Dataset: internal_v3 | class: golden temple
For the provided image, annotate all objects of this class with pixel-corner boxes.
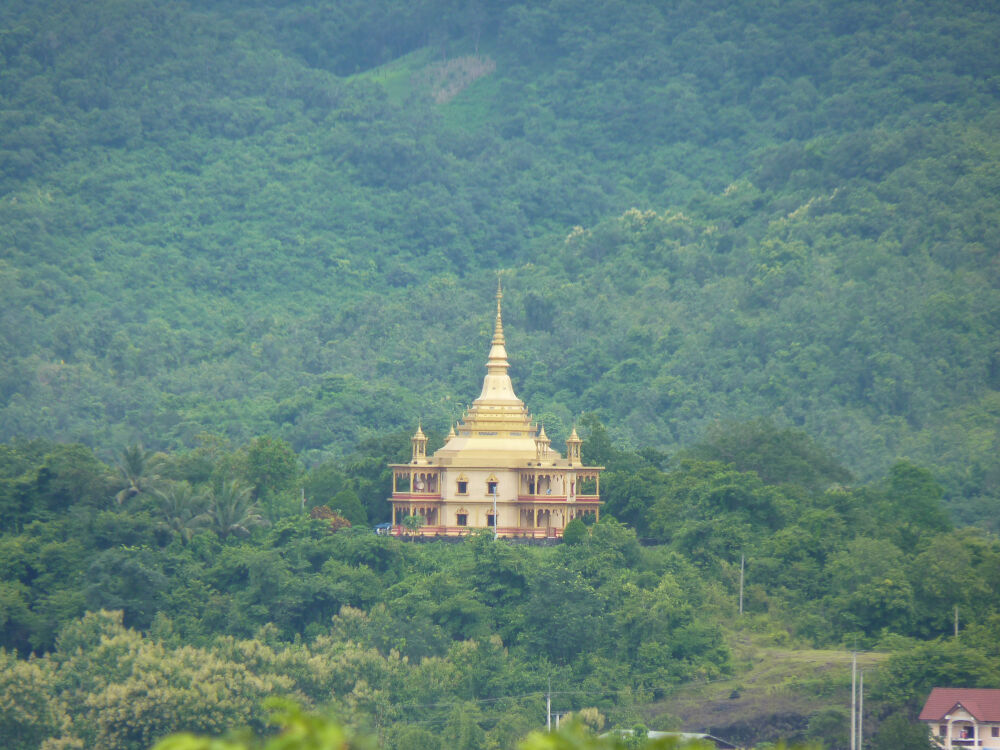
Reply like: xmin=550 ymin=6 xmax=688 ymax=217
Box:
xmin=388 ymin=282 xmax=602 ymax=538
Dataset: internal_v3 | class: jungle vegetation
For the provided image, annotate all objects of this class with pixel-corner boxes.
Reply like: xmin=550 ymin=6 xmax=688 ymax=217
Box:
xmin=2 ymin=0 xmax=1000 ymax=748
xmin=0 ymin=0 xmax=998 ymax=521
xmin=1 ymin=428 xmax=998 ymax=748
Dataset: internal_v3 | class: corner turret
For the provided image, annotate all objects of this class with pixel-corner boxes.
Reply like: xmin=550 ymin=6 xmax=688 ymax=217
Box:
xmin=411 ymin=423 xmax=427 ymax=462
xmin=566 ymin=427 xmax=582 ymax=465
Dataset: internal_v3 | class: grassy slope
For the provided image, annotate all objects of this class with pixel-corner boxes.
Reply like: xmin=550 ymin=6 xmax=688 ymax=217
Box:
xmin=653 ymin=631 xmax=887 ymax=743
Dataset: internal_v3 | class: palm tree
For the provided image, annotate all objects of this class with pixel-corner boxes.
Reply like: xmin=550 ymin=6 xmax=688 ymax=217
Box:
xmin=195 ymin=480 xmax=268 ymax=539
xmin=151 ymin=481 xmax=206 ymax=544
xmin=114 ymin=444 xmax=161 ymax=506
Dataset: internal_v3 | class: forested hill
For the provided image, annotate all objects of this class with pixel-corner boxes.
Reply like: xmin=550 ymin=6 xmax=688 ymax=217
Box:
xmin=1 ymin=0 xmax=999 ymax=517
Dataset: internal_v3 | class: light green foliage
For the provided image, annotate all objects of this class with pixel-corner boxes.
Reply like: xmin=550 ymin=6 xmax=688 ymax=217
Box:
xmin=400 ymin=514 xmax=423 ymax=534
xmin=152 ymin=701 xmax=368 ymax=750
xmin=0 ymin=650 xmax=69 ymax=750
xmin=152 ymin=707 xmax=753 ymax=750
xmin=521 ymin=722 xmax=714 ymax=749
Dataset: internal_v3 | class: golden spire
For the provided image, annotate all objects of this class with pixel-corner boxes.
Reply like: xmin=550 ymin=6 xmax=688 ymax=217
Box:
xmin=485 ymin=278 xmax=510 ymax=375
xmin=446 ymin=423 xmax=456 ymax=440
xmin=472 ymin=277 xmax=521 ymax=406
xmin=492 ymin=277 xmax=505 ymax=345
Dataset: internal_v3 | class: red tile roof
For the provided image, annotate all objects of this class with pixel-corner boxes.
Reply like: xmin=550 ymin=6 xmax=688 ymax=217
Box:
xmin=920 ymin=689 xmax=1000 ymax=722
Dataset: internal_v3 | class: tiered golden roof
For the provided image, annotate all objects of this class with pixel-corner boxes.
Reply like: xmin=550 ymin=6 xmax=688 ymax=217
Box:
xmin=431 ymin=281 xmax=544 ymax=465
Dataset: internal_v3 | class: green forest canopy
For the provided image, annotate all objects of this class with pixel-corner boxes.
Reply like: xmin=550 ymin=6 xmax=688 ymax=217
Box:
xmin=0 ymin=0 xmax=997 ymax=526
xmin=5 ymin=4 xmax=1000 ymax=748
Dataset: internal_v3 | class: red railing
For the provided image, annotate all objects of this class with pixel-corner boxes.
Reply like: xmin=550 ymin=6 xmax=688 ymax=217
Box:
xmin=391 ymin=525 xmax=563 ymax=538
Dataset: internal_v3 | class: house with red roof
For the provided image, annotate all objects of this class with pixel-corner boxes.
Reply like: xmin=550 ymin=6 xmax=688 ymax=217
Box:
xmin=920 ymin=688 xmax=1000 ymax=748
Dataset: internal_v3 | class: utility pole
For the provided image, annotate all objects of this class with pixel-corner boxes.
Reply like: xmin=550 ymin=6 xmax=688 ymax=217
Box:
xmin=547 ymin=677 xmax=552 ymax=731
xmin=739 ymin=554 xmax=745 ymax=615
xmin=858 ymin=669 xmax=864 ymax=750
xmin=851 ymin=652 xmax=857 ymax=750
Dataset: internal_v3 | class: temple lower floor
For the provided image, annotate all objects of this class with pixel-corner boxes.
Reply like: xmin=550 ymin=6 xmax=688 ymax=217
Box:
xmin=389 ymin=499 xmax=599 ymax=538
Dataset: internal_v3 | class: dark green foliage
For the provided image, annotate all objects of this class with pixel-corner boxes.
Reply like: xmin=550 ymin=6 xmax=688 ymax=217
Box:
xmin=805 ymin=709 xmax=850 ymax=750
xmin=242 ymin=436 xmax=300 ymax=504
xmin=870 ymin=713 xmax=934 ymax=750
xmin=562 ymin=518 xmax=587 ymax=545
xmin=683 ymin=420 xmax=852 ymax=492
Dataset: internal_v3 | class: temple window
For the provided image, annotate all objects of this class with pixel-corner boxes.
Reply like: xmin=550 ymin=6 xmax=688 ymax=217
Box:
xmin=456 ymin=513 xmax=468 ymax=526
xmin=487 ymin=481 xmax=498 ymax=494
xmin=457 ymin=480 xmax=468 ymax=494
xmin=487 ymin=513 xmax=496 ymax=527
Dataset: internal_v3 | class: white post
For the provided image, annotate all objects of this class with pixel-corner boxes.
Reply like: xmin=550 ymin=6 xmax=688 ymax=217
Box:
xmin=851 ymin=653 xmax=857 ymax=750
xmin=739 ymin=554 xmax=745 ymax=615
xmin=858 ymin=669 xmax=864 ymax=750
xmin=493 ymin=486 xmax=498 ymax=540
xmin=547 ymin=677 xmax=551 ymax=731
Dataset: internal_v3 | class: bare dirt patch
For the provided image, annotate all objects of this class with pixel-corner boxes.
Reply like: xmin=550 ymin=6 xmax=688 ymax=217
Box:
xmin=412 ymin=55 xmax=496 ymax=103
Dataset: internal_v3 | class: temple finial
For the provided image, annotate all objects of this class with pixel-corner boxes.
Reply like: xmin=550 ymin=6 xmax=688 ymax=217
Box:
xmin=493 ymin=276 xmax=505 ymax=341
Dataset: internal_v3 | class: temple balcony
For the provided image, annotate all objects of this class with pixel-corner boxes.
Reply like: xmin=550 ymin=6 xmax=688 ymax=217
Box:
xmin=517 ymin=494 xmax=567 ymax=502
